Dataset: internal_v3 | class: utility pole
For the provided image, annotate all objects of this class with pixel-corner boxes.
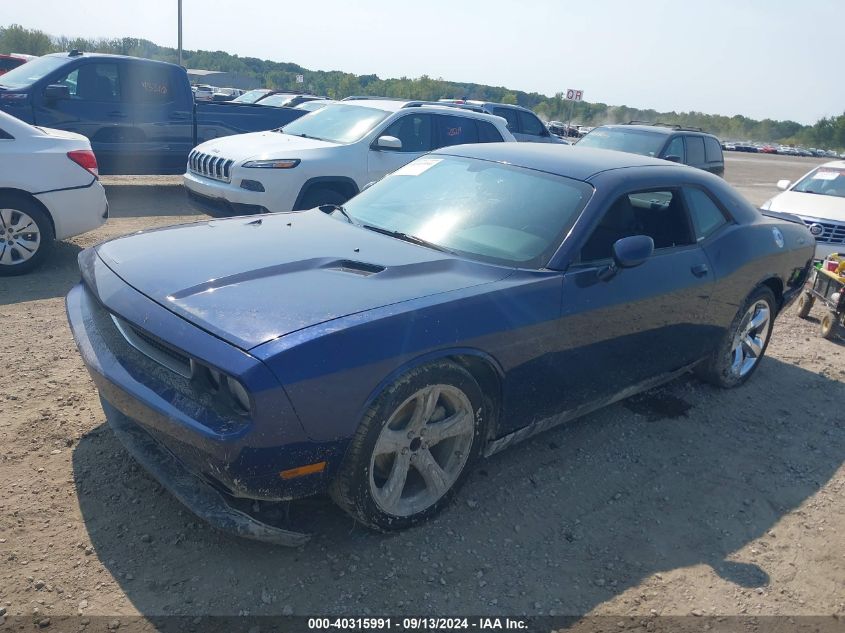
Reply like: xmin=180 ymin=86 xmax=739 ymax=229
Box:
xmin=177 ymin=0 xmax=183 ymax=67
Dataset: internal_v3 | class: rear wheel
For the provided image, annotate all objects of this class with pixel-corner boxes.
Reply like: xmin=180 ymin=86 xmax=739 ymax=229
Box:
xmin=0 ymin=198 xmax=54 ymax=276
xmin=330 ymin=361 xmax=487 ymax=531
xmin=820 ymin=312 xmax=838 ymax=339
xmin=295 ymin=187 xmax=348 ymax=211
xmin=796 ymin=292 xmax=814 ymax=319
xmin=696 ymin=286 xmax=776 ymax=388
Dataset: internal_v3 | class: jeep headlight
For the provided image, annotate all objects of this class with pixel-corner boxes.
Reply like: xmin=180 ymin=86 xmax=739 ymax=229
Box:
xmin=242 ymin=159 xmax=301 ymax=169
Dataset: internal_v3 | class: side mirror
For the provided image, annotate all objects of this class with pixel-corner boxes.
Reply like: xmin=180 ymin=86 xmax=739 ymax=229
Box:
xmin=597 ymin=235 xmax=655 ymax=282
xmin=776 ymin=179 xmax=791 ymax=191
xmin=375 ymin=135 xmax=402 ymax=150
xmin=44 ymin=84 xmax=70 ymax=101
xmin=614 ymin=235 xmax=654 ymax=268
xmin=663 ymin=154 xmax=682 ymax=163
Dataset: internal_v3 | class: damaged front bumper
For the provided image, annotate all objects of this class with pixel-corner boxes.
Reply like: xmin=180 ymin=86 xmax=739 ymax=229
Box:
xmin=104 ymin=399 xmax=310 ymax=546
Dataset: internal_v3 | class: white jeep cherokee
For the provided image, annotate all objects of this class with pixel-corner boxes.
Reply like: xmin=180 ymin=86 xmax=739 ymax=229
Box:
xmin=183 ymin=100 xmax=515 ymax=214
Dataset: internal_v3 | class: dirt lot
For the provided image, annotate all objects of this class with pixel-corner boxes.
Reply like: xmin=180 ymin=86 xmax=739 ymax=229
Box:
xmin=0 ymin=153 xmax=843 ymax=626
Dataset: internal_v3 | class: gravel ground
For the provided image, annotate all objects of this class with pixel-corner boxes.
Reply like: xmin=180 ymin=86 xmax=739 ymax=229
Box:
xmin=0 ymin=153 xmax=842 ymax=625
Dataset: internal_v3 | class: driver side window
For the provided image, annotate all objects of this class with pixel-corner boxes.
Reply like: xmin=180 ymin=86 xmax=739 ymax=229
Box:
xmin=379 ymin=114 xmax=433 ymax=153
xmin=55 ymin=63 xmax=121 ymax=102
xmin=579 ymin=189 xmax=694 ymax=263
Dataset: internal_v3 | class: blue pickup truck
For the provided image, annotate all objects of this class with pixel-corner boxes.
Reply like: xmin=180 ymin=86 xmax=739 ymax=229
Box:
xmin=0 ymin=51 xmax=306 ymax=174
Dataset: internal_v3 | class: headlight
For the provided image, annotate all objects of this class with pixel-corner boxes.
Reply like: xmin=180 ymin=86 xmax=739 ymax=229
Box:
xmin=195 ymin=363 xmax=251 ymax=414
xmin=242 ymin=159 xmax=301 ymax=169
xmin=760 ymin=199 xmax=772 ymax=210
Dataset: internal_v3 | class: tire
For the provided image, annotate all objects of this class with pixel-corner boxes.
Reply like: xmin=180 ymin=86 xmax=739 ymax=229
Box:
xmin=330 ymin=361 xmax=488 ymax=531
xmin=820 ymin=312 xmax=838 ymax=340
xmin=294 ymin=187 xmax=349 ymax=211
xmin=695 ymin=286 xmax=777 ymax=388
xmin=796 ymin=292 xmax=814 ymax=319
xmin=0 ymin=197 xmax=54 ymax=276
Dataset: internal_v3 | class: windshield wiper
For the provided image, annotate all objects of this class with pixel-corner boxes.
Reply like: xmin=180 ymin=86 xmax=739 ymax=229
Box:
xmin=360 ymin=224 xmax=454 ymax=253
xmin=319 ymin=204 xmax=354 ymax=224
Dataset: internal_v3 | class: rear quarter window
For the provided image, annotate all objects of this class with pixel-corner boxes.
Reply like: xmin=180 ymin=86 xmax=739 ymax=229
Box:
xmin=477 ymin=120 xmax=504 ymax=143
xmin=126 ymin=64 xmax=176 ymax=103
xmin=704 ymin=136 xmax=723 ymax=163
xmin=436 ymin=115 xmax=479 ymax=147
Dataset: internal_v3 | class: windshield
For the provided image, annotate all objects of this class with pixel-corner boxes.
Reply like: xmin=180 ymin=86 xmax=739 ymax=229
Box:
xmin=792 ymin=166 xmax=845 ymax=199
xmin=341 ymin=155 xmax=593 ymax=268
xmin=0 ymin=55 xmax=67 ymax=89
xmin=231 ymin=89 xmax=270 ymax=103
xmin=577 ymin=127 xmax=666 ymax=157
xmin=259 ymin=93 xmax=298 ymax=107
xmin=295 ymin=100 xmax=331 ymax=112
xmin=281 ymin=104 xmax=389 ymax=144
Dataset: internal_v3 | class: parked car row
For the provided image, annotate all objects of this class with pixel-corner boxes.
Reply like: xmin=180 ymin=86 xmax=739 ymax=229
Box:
xmin=723 ymin=140 xmax=844 ymax=158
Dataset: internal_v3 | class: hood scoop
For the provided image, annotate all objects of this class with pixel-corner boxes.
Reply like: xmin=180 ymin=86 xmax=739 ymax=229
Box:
xmin=327 ymin=260 xmax=385 ymax=277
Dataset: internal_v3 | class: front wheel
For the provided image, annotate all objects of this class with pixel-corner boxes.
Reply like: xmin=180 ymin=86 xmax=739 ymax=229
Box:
xmin=330 ymin=361 xmax=487 ymax=531
xmin=294 ymin=187 xmax=348 ymax=211
xmin=696 ymin=286 xmax=776 ymax=388
xmin=0 ymin=199 xmax=54 ymax=276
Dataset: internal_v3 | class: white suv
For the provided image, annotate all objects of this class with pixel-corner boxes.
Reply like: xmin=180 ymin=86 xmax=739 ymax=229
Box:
xmin=183 ymin=100 xmax=515 ymax=215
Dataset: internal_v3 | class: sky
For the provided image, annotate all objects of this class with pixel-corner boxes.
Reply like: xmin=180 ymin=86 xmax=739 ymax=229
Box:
xmin=3 ymin=0 xmax=842 ymax=125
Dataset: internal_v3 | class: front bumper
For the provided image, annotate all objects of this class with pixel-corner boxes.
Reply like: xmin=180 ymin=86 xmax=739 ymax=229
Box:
xmin=183 ymin=170 xmax=296 ymax=214
xmin=65 ymin=253 xmax=347 ymax=516
xmin=103 ymin=398 xmax=309 ymax=546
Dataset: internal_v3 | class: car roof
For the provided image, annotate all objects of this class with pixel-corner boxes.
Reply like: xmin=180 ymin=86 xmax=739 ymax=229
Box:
xmin=598 ymin=124 xmax=717 ymax=138
xmin=433 ymin=143 xmax=675 ymax=180
xmin=44 ymin=51 xmax=184 ymax=70
xmin=337 ymin=99 xmax=508 ymax=123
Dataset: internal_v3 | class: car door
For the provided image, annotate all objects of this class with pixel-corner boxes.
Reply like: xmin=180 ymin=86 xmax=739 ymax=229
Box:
xmin=122 ymin=62 xmax=193 ymax=174
xmin=367 ymin=112 xmax=434 ymax=182
xmin=32 ymin=60 xmax=132 ymax=174
xmin=546 ymin=185 xmax=717 ymax=415
xmin=661 ymin=135 xmax=686 ymax=163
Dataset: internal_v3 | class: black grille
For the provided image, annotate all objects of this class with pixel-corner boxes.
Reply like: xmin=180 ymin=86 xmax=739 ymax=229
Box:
xmin=188 ymin=150 xmax=234 ymax=182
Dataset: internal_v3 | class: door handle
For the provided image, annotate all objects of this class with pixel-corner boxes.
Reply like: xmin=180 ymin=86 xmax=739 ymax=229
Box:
xmin=108 ymin=111 xmax=128 ymax=119
xmin=691 ymin=263 xmax=709 ymax=278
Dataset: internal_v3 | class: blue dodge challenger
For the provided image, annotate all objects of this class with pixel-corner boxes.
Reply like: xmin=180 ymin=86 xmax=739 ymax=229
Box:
xmin=66 ymin=144 xmax=814 ymax=544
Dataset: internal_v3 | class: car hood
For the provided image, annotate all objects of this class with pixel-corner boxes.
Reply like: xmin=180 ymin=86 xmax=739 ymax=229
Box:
xmin=95 ymin=210 xmax=511 ymax=350
xmin=195 ymin=130 xmax=337 ymax=161
xmin=770 ymin=190 xmax=845 ymax=222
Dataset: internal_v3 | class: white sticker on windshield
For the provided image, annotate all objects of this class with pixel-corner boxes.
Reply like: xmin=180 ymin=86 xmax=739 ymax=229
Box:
xmin=811 ymin=170 xmax=840 ymax=180
xmin=392 ymin=158 xmax=442 ymax=177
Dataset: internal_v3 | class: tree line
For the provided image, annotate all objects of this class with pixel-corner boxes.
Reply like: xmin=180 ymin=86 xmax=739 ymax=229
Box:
xmin=2 ymin=23 xmax=844 ymax=150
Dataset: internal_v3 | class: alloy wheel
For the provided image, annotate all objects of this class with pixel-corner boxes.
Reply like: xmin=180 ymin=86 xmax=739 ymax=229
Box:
xmin=0 ymin=208 xmax=41 ymax=267
xmin=369 ymin=384 xmax=475 ymax=517
xmin=729 ymin=299 xmax=771 ymax=377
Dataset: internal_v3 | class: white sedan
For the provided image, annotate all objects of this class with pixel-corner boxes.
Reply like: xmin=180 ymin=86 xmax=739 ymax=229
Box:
xmin=761 ymin=160 xmax=845 ymax=260
xmin=0 ymin=110 xmax=108 ymax=275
